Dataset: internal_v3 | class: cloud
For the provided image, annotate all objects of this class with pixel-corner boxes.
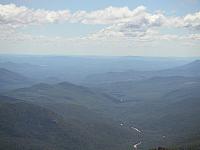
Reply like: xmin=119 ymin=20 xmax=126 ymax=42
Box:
xmin=88 ymin=11 xmax=166 ymax=40
xmin=0 ymin=3 xmax=200 ymax=43
xmin=1 ymin=3 xmax=199 ymax=28
xmin=183 ymin=11 xmax=200 ymax=29
xmin=71 ymin=6 xmax=147 ymax=24
xmin=0 ymin=4 xmax=157 ymax=27
xmin=0 ymin=4 xmax=71 ymax=28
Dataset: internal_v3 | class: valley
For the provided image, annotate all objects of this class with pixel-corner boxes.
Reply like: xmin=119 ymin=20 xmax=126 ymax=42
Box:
xmin=0 ymin=55 xmax=200 ymax=150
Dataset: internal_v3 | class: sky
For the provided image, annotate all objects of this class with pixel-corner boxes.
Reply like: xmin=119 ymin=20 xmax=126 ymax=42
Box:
xmin=0 ymin=0 xmax=200 ymax=56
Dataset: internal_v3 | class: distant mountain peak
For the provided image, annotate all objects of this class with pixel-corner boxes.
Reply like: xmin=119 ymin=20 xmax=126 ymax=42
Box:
xmin=57 ymin=81 xmax=75 ymax=87
xmin=178 ymin=59 xmax=200 ymax=70
xmin=57 ymin=81 xmax=88 ymax=90
xmin=0 ymin=67 xmax=14 ymax=72
xmin=0 ymin=67 xmax=34 ymax=92
xmin=31 ymin=83 xmax=51 ymax=88
xmin=190 ymin=59 xmax=200 ymax=65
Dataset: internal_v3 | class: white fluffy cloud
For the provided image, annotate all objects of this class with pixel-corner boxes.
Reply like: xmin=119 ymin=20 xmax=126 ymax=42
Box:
xmin=0 ymin=3 xmax=200 ymax=28
xmin=0 ymin=4 xmax=71 ymax=28
xmin=0 ymin=4 xmax=164 ymax=27
xmin=183 ymin=12 xmax=200 ymax=29
xmin=71 ymin=6 xmax=148 ymax=24
xmin=0 ymin=3 xmax=200 ymax=42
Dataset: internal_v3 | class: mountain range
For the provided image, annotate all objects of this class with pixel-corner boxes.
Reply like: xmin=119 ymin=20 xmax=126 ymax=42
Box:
xmin=84 ymin=60 xmax=200 ymax=84
xmin=0 ymin=57 xmax=200 ymax=149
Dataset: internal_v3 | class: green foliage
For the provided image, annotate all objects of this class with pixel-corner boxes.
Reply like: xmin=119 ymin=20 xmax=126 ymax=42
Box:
xmin=150 ymin=143 xmax=200 ymax=150
xmin=0 ymin=96 xmax=136 ymax=150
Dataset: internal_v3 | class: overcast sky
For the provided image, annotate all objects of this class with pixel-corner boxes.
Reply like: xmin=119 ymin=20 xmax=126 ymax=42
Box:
xmin=0 ymin=0 xmax=200 ymax=56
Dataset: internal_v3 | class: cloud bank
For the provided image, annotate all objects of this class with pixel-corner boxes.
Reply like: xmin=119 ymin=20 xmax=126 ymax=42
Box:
xmin=1 ymin=4 xmax=200 ymax=27
xmin=0 ymin=3 xmax=200 ymax=41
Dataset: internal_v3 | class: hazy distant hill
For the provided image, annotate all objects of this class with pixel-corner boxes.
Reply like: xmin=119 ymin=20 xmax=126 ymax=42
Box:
xmin=0 ymin=62 xmax=62 ymax=84
xmin=2 ymin=57 xmax=200 ymax=149
xmin=84 ymin=60 xmax=200 ymax=84
xmin=93 ymin=76 xmax=200 ymax=101
xmin=147 ymin=85 xmax=200 ymax=144
xmin=0 ymin=68 xmax=33 ymax=92
xmin=171 ymin=60 xmax=200 ymax=75
xmin=0 ymin=55 xmax=191 ymax=84
xmin=84 ymin=73 xmax=200 ymax=148
xmin=0 ymin=96 xmax=137 ymax=150
xmin=5 ymin=78 xmax=200 ymax=149
xmin=5 ymin=82 xmax=118 ymax=110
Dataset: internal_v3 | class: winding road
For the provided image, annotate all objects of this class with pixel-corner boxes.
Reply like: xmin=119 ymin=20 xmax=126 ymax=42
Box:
xmin=133 ymin=141 xmax=142 ymax=149
xmin=131 ymin=127 xmax=142 ymax=150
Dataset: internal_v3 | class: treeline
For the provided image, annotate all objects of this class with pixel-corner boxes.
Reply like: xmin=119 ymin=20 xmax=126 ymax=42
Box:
xmin=150 ymin=144 xmax=200 ymax=150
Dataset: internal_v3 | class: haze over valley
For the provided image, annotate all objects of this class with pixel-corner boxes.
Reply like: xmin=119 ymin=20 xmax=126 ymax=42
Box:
xmin=0 ymin=55 xmax=199 ymax=149
xmin=0 ymin=0 xmax=200 ymax=149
